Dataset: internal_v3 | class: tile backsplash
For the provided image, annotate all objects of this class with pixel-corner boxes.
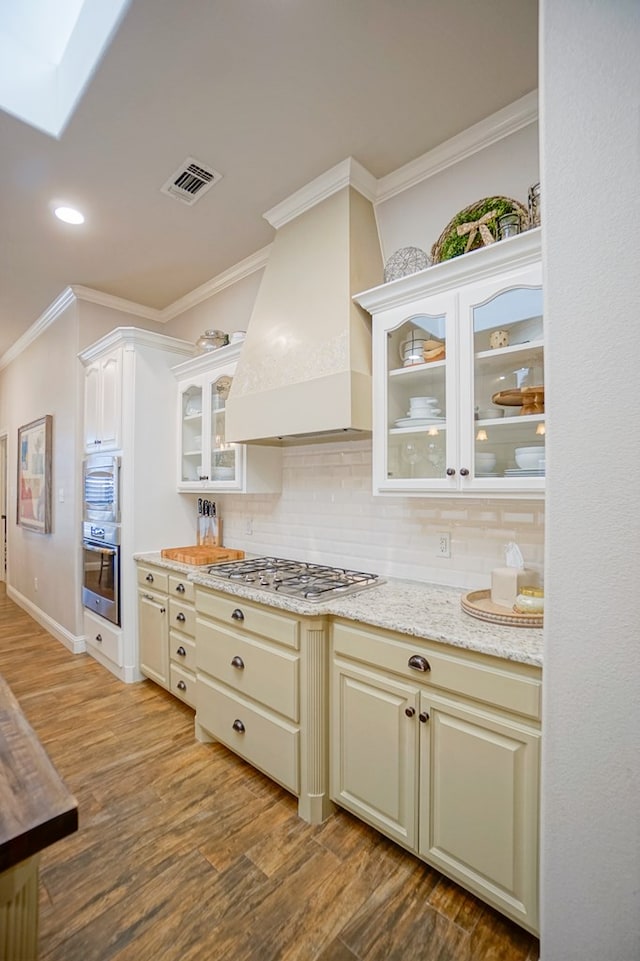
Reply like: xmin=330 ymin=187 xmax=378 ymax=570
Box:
xmin=213 ymin=439 xmax=544 ymax=590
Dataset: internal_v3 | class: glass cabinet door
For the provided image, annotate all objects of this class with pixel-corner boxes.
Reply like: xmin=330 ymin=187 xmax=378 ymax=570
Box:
xmin=208 ymin=374 xmax=239 ymax=485
xmin=180 ymin=383 xmax=204 ymax=483
xmin=464 ymin=276 xmax=544 ymax=485
xmin=381 ymin=300 xmax=456 ymax=489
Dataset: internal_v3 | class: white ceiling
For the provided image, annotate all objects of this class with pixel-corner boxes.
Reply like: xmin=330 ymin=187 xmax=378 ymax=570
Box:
xmin=0 ymin=0 xmax=538 ymax=360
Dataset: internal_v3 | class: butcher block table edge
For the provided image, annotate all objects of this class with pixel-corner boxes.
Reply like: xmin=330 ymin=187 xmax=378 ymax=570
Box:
xmin=0 ymin=673 xmax=78 ymax=873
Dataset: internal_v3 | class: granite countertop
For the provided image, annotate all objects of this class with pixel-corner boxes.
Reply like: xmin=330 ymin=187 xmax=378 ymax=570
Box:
xmin=135 ymin=552 xmax=543 ymax=667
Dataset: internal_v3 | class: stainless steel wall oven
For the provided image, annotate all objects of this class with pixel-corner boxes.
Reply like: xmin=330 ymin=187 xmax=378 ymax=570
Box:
xmin=82 ymin=522 xmax=120 ymax=625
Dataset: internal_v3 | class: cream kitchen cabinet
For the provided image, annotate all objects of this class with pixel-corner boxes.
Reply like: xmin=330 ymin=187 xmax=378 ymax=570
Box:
xmin=354 ymin=229 xmax=544 ymax=497
xmin=83 ymin=348 xmax=122 ymax=452
xmin=137 ymin=568 xmax=169 ymax=689
xmin=330 ymin=619 xmax=541 ymax=934
xmin=136 ymin=563 xmax=197 ymax=708
xmin=194 ymin=586 xmax=332 ymax=825
xmin=172 ymin=343 xmax=282 ymax=493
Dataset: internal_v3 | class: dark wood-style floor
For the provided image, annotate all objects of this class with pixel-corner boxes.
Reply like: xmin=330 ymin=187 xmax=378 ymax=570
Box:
xmin=0 ymin=586 xmax=540 ymax=961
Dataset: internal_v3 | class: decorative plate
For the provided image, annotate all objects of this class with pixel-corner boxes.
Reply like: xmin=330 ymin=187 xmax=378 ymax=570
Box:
xmin=431 ymin=196 xmax=529 ymax=264
xmin=384 ymin=247 xmax=431 ymax=283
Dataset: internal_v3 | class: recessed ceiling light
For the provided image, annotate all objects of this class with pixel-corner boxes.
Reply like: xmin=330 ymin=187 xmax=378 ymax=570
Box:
xmin=54 ymin=205 xmax=85 ymax=225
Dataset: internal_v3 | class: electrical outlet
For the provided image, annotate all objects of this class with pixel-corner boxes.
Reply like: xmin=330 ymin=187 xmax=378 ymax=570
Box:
xmin=245 ymin=517 xmax=253 ymax=535
xmin=34 ymin=577 xmax=38 ymax=591
xmin=437 ymin=532 xmax=451 ymax=558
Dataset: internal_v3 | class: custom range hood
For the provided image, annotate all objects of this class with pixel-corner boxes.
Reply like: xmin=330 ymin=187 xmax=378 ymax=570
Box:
xmin=225 ymin=159 xmax=383 ymax=444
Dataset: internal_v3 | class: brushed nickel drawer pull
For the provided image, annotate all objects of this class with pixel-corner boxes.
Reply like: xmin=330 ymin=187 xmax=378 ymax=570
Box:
xmin=176 ymin=646 xmax=186 ymax=657
xmin=231 ymin=655 xmax=245 ymax=670
xmin=145 ymin=573 xmax=154 ymax=583
xmin=176 ymin=612 xmax=186 ymax=623
xmin=232 ymin=719 xmax=245 ymax=733
xmin=175 ymin=583 xmax=185 ymax=593
xmin=231 ymin=608 xmax=244 ymax=621
xmin=177 ymin=680 xmax=187 ymax=691
xmin=408 ymin=654 xmax=431 ymax=672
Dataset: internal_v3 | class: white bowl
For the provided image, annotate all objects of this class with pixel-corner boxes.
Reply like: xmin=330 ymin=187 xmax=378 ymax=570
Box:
xmin=212 ymin=466 xmax=235 ymax=480
xmin=515 ymin=446 xmax=544 ymax=470
xmin=475 ymin=452 xmax=497 ymax=471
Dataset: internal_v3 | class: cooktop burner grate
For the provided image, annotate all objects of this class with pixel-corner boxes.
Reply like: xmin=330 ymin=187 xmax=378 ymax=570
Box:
xmin=205 ymin=556 xmax=383 ymax=601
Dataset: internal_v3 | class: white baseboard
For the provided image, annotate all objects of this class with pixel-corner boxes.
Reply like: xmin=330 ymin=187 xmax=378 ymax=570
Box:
xmin=6 ymin=586 xmax=86 ymax=655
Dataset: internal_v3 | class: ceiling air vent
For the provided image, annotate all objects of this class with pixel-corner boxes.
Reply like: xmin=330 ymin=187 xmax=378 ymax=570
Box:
xmin=160 ymin=156 xmax=223 ymax=206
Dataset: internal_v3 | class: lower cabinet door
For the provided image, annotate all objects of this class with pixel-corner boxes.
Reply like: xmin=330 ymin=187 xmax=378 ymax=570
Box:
xmin=418 ymin=691 xmax=540 ymax=933
xmin=138 ymin=592 xmax=169 ymax=688
xmin=197 ymin=673 xmax=299 ymax=794
xmin=331 ymin=658 xmax=419 ymax=849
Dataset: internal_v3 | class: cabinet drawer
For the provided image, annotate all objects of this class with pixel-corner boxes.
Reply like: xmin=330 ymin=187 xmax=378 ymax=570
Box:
xmin=169 ymin=575 xmax=195 ymax=602
xmin=168 ymin=599 xmax=196 ymax=637
xmin=137 ymin=565 xmax=169 ymax=593
xmin=84 ymin=612 xmax=123 ymax=667
xmin=196 ymin=588 xmax=299 ymax=649
xmin=196 ymin=674 xmax=299 ymax=793
xmin=170 ymin=663 xmax=197 ymax=708
xmin=332 ymin=622 xmax=541 ymax=721
xmin=170 ymin=633 xmax=196 ymax=672
xmin=197 ymin=618 xmax=299 ymax=721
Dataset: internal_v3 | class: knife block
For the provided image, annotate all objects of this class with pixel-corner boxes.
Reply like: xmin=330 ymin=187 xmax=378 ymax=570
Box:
xmin=197 ymin=515 xmax=222 ymax=547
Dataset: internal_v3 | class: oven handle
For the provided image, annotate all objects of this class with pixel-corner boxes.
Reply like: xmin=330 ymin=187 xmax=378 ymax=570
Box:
xmin=84 ymin=543 xmax=117 ymax=556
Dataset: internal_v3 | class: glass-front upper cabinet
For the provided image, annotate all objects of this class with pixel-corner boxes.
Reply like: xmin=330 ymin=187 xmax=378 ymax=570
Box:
xmin=376 ymin=292 xmax=457 ymax=492
xmin=356 ymin=229 xmax=543 ymax=497
xmin=173 ymin=343 xmax=282 ymax=494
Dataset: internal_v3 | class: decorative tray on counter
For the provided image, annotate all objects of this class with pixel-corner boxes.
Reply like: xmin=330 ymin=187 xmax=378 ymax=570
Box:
xmin=461 ymin=589 xmax=543 ymax=628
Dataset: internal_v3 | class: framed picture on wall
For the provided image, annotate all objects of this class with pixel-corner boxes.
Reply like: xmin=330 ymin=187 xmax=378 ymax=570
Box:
xmin=17 ymin=415 xmax=52 ymax=533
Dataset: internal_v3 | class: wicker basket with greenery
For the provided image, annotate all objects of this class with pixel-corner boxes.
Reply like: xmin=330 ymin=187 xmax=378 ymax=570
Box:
xmin=430 ymin=196 xmax=529 ymax=264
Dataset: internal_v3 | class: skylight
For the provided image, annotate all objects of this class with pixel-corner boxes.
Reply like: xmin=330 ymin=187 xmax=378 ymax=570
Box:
xmin=0 ymin=0 xmax=131 ymax=139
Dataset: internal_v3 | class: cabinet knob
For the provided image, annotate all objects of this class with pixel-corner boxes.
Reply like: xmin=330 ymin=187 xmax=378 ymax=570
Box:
xmin=177 ymin=680 xmax=187 ymax=691
xmin=175 ymin=583 xmax=186 ymax=593
xmin=176 ymin=612 xmax=186 ymax=623
xmin=95 ymin=633 xmax=102 ymax=643
xmin=231 ymin=655 xmax=245 ymax=670
xmin=160 ymin=607 xmax=166 ymax=614
xmin=198 ymin=474 xmax=209 ymax=481
xmin=460 ymin=468 xmax=470 ymax=477
xmin=405 ymin=707 xmax=415 ymax=718
xmin=231 ymin=608 xmax=245 ymax=621
xmin=446 ymin=468 xmax=456 ymax=476
xmin=232 ymin=719 xmax=245 ymax=733
xmin=408 ymin=654 xmax=431 ymax=673
xmin=419 ymin=712 xmax=430 ymax=723
xmin=176 ymin=646 xmax=186 ymax=657
xmin=145 ymin=573 xmax=154 ymax=583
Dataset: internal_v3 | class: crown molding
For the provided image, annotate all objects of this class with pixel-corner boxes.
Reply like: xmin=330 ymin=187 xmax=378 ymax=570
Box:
xmin=71 ymin=285 xmax=162 ymax=320
xmin=78 ymin=326 xmax=195 ymax=363
xmin=159 ymin=244 xmax=272 ymax=322
xmin=264 ymin=157 xmax=378 ymax=229
xmin=375 ymin=90 xmax=539 ymax=205
xmin=0 ymin=286 xmax=77 ymax=371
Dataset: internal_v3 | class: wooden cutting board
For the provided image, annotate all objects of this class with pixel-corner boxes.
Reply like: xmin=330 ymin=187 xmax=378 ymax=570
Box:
xmin=160 ymin=546 xmax=245 ymax=566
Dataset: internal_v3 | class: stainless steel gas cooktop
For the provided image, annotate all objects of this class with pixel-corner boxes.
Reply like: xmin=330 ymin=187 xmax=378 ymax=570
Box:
xmin=205 ymin=556 xmax=383 ymax=602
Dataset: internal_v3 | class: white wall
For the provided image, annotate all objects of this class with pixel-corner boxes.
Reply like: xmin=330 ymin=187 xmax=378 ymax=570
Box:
xmin=376 ymin=122 xmax=539 ymax=265
xmin=0 ymin=300 xmax=81 ymax=638
xmin=163 ymin=270 xmax=264 ymax=345
xmin=540 ymin=2 xmax=640 ymax=959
